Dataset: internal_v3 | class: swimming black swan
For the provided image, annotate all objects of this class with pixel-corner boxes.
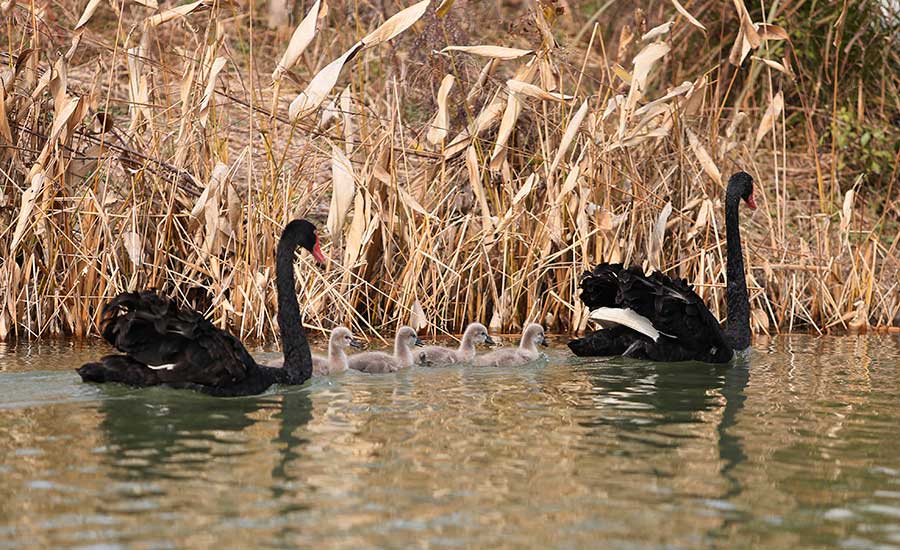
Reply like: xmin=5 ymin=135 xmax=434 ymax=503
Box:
xmin=77 ymin=219 xmax=327 ymax=396
xmin=568 ymin=171 xmax=756 ymax=364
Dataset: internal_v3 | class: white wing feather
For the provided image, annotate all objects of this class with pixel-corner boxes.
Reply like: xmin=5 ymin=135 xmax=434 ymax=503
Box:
xmin=588 ymin=307 xmax=661 ymax=342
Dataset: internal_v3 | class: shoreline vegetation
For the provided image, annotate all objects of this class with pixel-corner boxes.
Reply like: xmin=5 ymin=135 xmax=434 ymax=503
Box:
xmin=0 ymin=0 xmax=898 ymax=342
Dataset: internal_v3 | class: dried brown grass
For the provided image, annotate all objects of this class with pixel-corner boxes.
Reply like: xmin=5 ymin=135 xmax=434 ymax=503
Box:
xmin=0 ymin=0 xmax=897 ymax=343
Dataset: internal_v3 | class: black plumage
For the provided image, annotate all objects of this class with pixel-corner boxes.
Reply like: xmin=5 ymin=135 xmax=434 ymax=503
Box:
xmin=568 ymin=172 xmax=756 ymax=364
xmin=77 ymin=219 xmax=326 ymax=396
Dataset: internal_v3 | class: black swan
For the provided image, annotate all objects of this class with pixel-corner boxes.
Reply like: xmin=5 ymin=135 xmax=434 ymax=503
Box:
xmin=568 ymin=171 xmax=756 ymax=364
xmin=77 ymin=219 xmax=327 ymax=396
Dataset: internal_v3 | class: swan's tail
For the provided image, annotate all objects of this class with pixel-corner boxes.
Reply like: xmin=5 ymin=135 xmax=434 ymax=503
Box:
xmin=579 ymin=263 xmax=625 ymax=309
xmin=77 ymin=355 xmax=165 ymax=386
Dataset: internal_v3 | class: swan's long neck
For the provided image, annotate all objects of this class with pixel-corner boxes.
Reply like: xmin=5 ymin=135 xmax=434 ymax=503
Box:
xmin=329 ymin=339 xmax=349 ymax=371
xmin=519 ymin=332 xmax=537 ymax=354
xmin=395 ymin=338 xmax=414 ymax=368
xmin=276 ymin=239 xmax=312 ymax=384
xmin=724 ymin=188 xmax=751 ymax=351
xmin=457 ymin=329 xmax=476 ymax=359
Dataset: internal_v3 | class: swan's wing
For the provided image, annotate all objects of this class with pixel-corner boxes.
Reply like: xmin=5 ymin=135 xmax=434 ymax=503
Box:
xmin=100 ymin=291 xmax=254 ymax=386
xmin=589 ymin=307 xmax=662 ymax=342
xmin=618 ymin=270 xmax=730 ymax=350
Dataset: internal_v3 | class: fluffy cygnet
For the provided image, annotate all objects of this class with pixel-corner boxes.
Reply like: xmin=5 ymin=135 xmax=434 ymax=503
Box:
xmin=312 ymin=327 xmax=364 ymax=376
xmin=348 ymin=326 xmax=423 ymax=374
xmin=416 ymin=323 xmax=495 ymax=366
xmin=472 ymin=323 xmax=547 ymax=367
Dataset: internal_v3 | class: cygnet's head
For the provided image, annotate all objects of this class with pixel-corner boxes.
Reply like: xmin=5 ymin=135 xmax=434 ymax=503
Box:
xmin=331 ymin=327 xmax=364 ymax=350
xmin=396 ymin=326 xmax=424 ymax=349
xmin=464 ymin=323 xmax=496 ymax=346
xmin=522 ymin=323 xmax=548 ymax=348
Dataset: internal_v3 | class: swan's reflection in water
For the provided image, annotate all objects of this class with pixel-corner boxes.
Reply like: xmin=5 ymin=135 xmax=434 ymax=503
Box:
xmin=0 ymin=335 xmax=899 ymax=549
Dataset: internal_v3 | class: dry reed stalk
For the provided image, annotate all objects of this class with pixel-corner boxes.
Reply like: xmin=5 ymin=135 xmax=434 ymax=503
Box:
xmin=0 ymin=0 xmax=896 ymax=344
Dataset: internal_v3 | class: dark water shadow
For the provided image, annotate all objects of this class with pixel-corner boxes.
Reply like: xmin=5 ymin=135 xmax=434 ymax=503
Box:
xmin=578 ymin=356 xmax=751 ymax=499
xmin=91 ymin=385 xmax=314 ymax=489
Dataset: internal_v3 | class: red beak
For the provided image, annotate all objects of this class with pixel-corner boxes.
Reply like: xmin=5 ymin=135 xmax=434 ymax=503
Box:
xmin=746 ymin=193 xmax=757 ymax=210
xmin=311 ymin=236 xmax=327 ymax=265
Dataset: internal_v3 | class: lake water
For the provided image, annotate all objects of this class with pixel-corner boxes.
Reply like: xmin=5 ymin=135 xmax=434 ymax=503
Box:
xmin=1 ymin=335 xmax=899 ymax=549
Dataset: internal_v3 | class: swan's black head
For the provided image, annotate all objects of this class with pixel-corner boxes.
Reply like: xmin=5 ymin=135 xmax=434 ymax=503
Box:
xmin=728 ymin=171 xmax=756 ymax=210
xmin=282 ymin=219 xmax=327 ymax=265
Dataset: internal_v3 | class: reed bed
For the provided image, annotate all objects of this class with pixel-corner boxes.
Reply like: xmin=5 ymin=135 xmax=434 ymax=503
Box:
xmin=0 ymin=0 xmax=897 ymax=342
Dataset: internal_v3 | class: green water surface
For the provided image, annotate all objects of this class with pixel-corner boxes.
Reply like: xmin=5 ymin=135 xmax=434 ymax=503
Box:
xmin=0 ymin=335 xmax=898 ymax=549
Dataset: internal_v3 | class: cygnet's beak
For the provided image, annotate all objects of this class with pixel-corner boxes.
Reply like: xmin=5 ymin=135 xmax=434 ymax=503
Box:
xmin=414 ymin=336 xmax=425 ymax=347
xmin=349 ymin=338 xmax=365 ymax=350
xmin=539 ymin=335 xmax=549 ymax=347
xmin=484 ymin=335 xmax=496 ymax=346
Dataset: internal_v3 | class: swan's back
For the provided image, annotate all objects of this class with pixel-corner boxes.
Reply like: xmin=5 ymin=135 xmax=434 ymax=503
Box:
xmin=312 ymin=353 xmax=331 ymax=375
xmin=348 ymin=351 xmax=400 ymax=374
xmin=472 ymin=348 xmax=536 ymax=367
xmin=416 ymin=346 xmax=457 ymax=367
xmin=78 ymin=291 xmax=255 ymax=387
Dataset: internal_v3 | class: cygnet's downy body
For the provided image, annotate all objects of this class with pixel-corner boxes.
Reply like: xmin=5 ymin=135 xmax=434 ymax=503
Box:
xmin=348 ymin=326 xmax=423 ymax=374
xmin=312 ymin=327 xmax=364 ymax=376
xmin=472 ymin=323 xmax=548 ymax=367
xmin=416 ymin=323 xmax=495 ymax=367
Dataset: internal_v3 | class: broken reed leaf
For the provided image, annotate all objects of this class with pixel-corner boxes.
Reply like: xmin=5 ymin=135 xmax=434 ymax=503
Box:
xmin=633 ymin=80 xmax=693 ymax=117
xmin=273 ymin=0 xmax=321 ymax=81
xmin=427 ymin=74 xmax=455 ymax=145
xmin=686 ymin=199 xmax=713 ymax=240
xmin=465 ymin=146 xmax=494 ymax=230
xmin=506 ymin=79 xmax=575 ymax=102
xmin=603 ymin=94 xmax=624 ymax=120
xmin=442 ymin=45 xmax=534 ymax=60
xmin=328 ymin=145 xmax=356 ymax=238
xmin=343 ymin=191 xmax=365 ymax=266
xmin=362 ymin=0 xmax=430 ymax=48
xmin=289 ymin=42 xmax=364 ymax=121
xmin=340 ymin=87 xmax=355 ymax=153
xmin=649 ymin=202 xmax=673 ymax=271
xmin=670 ymin=0 xmax=706 ymax=31
xmin=410 ymin=299 xmax=428 ymax=330
xmin=549 ymin=99 xmax=589 ymax=174
xmin=199 ymin=57 xmax=227 ymax=127
xmin=751 ymin=56 xmax=793 ymax=77
xmin=10 ymin=170 xmax=45 ymax=254
xmin=642 ymin=21 xmax=673 ymax=42
xmin=512 ymin=172 xmax=537 ymax=205
xmin=732 ymin=0 xmax=761 ymax=48
xmin=754 ymin=90 xmax=784 ymax=148
xmin=611 ymin=63 xmax=632 ymax=85
xmin=490 ymin=91 xmax=523 ymax=170
xmin=756 ymin=23 xmax=790 ymax=41
xmin=840 ymin=189 xmax=855 ymax=237
xmin=122 ymin=231 xmax=144 ymax=267
xmin=435 ymin=0 xmax=455 ymax=17
xmin=619 ymin=42 xmax=670 ymax=138
xmin=686 ymin=127 xmax=722 ymax=186
xmin=74 ymin=0 xmax=102 ymax=30
xmin=148 ymin=0 xmax=209 ymax=26
xmin=558 ymin=150 xmax=586 ymax=198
